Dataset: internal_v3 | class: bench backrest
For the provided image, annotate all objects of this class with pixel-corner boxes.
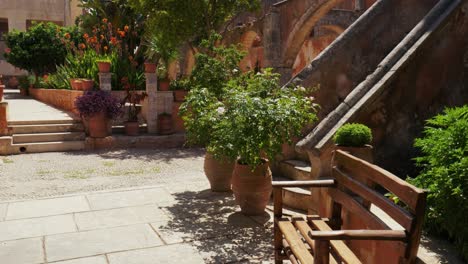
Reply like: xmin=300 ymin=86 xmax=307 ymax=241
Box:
xmin=331 ymin=150 xmax=427 ymax=263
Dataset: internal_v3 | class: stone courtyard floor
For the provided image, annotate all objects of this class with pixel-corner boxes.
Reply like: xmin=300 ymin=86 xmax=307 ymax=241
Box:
xmin=0 ymin=149 xmax=465 ymax=263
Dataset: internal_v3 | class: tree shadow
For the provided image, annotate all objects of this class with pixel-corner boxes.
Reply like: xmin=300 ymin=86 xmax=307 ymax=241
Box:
xmin=64 ymin=148 xmax=205 ymax=162
xmin=418 ymin=234 xmax=464 ymax=264
xmin=156 ymin=189 xmax=274 ymax=263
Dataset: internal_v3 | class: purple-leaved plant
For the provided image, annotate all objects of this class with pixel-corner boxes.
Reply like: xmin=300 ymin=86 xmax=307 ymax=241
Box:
xmin=75 ymin=90 xmax=122 ymax=119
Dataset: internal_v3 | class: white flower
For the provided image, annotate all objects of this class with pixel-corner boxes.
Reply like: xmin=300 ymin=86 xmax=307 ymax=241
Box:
xmin=297 ymin=86 xmax=306 ymax=92
xmin=232 ymin=69 xmax=239 ymax=74
xmin=217 ymin=107 xmax=225 ymax=114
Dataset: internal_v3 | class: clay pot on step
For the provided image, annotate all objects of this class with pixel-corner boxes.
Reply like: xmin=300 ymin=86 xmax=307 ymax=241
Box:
xmin=334 ymin=144 xmax=373 ymax=163
xmin=158 ymin=79 xmax=170 ymax=91
xmin=81 ymin=79 xmax=94 ymax=91
xmin=174 ymin=90 xmax=188 ymax=102
xmin=124 ymin=121 xmax=139 ymax=136
xmin=204 ymin=152 xmax=235 ymax=192
xmin=157 ymin=113 xmax=173 ymax=135
xmin=232 ymin=159 xmax=272 ymax=215
xmin=88 ymin=112 xmax=109 ymax=138
xmin=144 ymin=62 xmax=157 ymax=73
xmin=97 ymin=61 xmax=111 ymax=73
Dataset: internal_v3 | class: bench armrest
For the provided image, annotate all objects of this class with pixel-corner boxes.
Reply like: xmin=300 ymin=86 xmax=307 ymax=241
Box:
xmin=272 ymin=179 xmax=336 ymax=188
xmin=308 ymin=230 xmax=407 ymax=242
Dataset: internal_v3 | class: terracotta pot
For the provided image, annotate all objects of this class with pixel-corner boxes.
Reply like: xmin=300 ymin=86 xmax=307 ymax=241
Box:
xmin=144 ymin=62 xmax=157 ymax=73
xmin=174 ymin=90 xmax=188 ymax=102
xmin=124 ymin=121 xmax=139 ymax=136
xmin=232 ymin=159 xmax=273 ymax=215
xmin=158 ymin=79 xmax=170 ymax=91
xmin=204 ymin=152 xmax=235 ymax=192
xmin=0 ymin=85 xmax=4 ymax=101
xmin=335 ymin=144 xmax=373 ymax=163
xmin=81 ymin=79 xmax=94 ymax=91
xmin=70 ymin=79 xmax=83 ymax=90
xmin=8 ymin=76 xmax=19 ymax=89
xmin=157 ymin=114 xmax=173 ymax=135
xmin=97 ymin=61 xmax=111 ymax=73
xmin=88 ymin=112 xmax=109 ymax=138
xmin=172 ymin=102 xmax=185 ymax=133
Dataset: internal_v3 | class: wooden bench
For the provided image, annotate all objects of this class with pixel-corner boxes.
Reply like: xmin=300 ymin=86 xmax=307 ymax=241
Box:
xmin=272 ymin=150 xmax=427 ymax=264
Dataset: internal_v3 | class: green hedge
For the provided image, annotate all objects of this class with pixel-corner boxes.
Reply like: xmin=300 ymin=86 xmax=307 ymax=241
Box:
xmin=333 ymin=123 xmax=372 ymax=147
xmin=409 ymin=106 xmax=468 ymax=261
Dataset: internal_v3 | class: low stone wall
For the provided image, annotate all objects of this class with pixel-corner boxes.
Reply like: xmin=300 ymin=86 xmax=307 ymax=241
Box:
xmin=29 ymin=88 xmax=84 ymax=114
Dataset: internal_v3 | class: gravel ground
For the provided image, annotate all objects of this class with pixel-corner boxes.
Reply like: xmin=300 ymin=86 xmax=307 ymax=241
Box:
xmin=0 ymin=148 xmax=207 ymax=201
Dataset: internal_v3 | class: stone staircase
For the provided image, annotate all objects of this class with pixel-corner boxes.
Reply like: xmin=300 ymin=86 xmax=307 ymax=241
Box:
xmin=5 ymin=119 xmax=85 ymax=154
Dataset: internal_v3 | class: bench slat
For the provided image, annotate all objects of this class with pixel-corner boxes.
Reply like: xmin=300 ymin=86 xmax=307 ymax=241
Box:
xmin=333 ymin=167 xmax=414 ymax=231
xmin=334 ymin=150 xmax=425 ymax=211
xmin=278 ymin=220 xmax=315 ymax=263
xmin=308 ymin=217 xmax=362 ymax=264
xmin=328 ymin=188 xmax=389 ymax=230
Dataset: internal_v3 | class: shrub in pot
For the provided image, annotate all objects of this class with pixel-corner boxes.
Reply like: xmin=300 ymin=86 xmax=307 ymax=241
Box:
xmin=121 ymin=77 xmax=147 ymax=136
xmin=333 ymin=123 xmax=373 ymax=162
xmin=179 ymin=34 xmax=245 ymax=192
xmin=170 ymin=78 xmax=190 ymax=102
xmin=212 ymin=69 xmax=318 ymax=215
xmin=75 ymin=90 xmax=122 ymax=138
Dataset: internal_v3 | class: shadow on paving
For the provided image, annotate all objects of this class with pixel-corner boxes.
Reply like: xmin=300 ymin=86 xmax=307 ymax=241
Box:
xmin=418 ymin=235 xmax=465 ymax=264
xmin=157 ymin=189 xmax=274 ymax=263
xmin=64 ymin=148 xmax=205 ymax=162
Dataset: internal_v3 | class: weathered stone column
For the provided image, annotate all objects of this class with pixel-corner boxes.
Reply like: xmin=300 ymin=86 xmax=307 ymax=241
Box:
xmin=263 ymin=7 xmax=281 ymax=69
xmin=145 ymin=73 xmax=158 ymax=134
xmin=98 ymin=73 xmax=112 ymax=91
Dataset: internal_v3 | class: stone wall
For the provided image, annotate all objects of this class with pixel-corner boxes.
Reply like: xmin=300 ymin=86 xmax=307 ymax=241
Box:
xmin=355 ymin=2 xmax=468 ymax=176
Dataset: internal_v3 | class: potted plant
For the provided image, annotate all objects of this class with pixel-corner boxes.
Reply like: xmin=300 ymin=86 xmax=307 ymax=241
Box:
xmin=179 ymin=34 xmax=246 ymax=192
xmin=157 ymin=112 xmax=173 ymax=135
xmin=170 ymin=78 xmax=190 ymax=102
xmin=212 ymin=69 xmax=318 ymax=215
xmin=96 ymin=58 xmax=111 ymax=73
xmin=121 ymin=77 xmax=147 ymax=136
xmin=75 ymin=90 xmax=122 ymax=138
xmin=333 ymin=123 xmax=373 ymax=162
xmin=80 ymin=79 xmax=94 ymax=91
xmin=157 ymin=64 xmax=170 ymax=91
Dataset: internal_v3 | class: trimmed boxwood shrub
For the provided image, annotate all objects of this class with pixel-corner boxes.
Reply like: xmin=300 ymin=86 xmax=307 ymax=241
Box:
xmin=409 ymin=106 xmax=468 ymax=261
xmin=333 ymin=123 xmax=372 ymax=147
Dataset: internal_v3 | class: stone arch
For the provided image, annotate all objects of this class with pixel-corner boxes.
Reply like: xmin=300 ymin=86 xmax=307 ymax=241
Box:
xmin=282 ymin=0 xmax=347 ymax=67
xmin=239 ymin=30 xmax=264 ymax=71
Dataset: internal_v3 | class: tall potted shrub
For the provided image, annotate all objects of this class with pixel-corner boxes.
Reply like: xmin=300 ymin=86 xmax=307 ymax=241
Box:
xmin=212 ymin=69 xmax=318 ymax=215
xmin=75 ymin=91 xmax=122 ymax=138
xmin=333 ymin=123 xmax=373 ymax=162
xmin=180 ymin=34 xmax=245 ymax=192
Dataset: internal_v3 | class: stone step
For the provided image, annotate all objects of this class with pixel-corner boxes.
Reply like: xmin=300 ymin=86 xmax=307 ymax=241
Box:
xmin=11 ymin=123 xmax=84 ymax=134
xmin=272 ymin=176 xmax=312 ymax=212
xmin=9 ymin=141 xmax=85 ymax=154
xmin=279 ymin=159 xmax=312 ymax=181
xmin=8 ymin=119 xmax=80 ymax=126
xmin=12 ymin=132 xmax=86 ymax=144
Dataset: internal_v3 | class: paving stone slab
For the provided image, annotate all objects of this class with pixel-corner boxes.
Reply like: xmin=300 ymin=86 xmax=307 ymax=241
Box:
xmin=192 ymin=236 xmax=250 ymax=263
xmin=74 ymin=205 xmax=170 ymax=231
xmin=45 ymin=224 xmax=163 ymax=262
xmin=0 ymin=215 xmax=76 ymax=242
xmin=6 ymin=196 xmax=90 ymax=220
xmin=48 ymin=255 xmax=107 ymax=264
xmin=107 ymin=244 xmax=205 ymax=264
xmin=86 ymin=188 xmax=174 ymax=210
xmin=0 ymin=204 xmax=7 ymax=221
xmin=0 ymin=237 xmax=43 ymax=264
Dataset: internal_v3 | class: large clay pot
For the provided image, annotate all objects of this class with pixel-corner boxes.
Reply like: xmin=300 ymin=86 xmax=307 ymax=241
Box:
xmin=232 ymin=159 xmax=273 ymax=215
xmin=204 ymin=152 xmax=235 ymax=192
xmin=144 ymin=62 xmax=157 ymax=73
xmin=174 ymin=90 xmax=188 ymax=102
xmin=335 ymin=144 xmax=373 ymax=163
xmin=158 ymin=79 xmax=170 ymax=91
xmin=157 ymin=114 xmax=173 ymax=135
xmin=97 ymin=61 xmax=111 ymax=73
xmin=124 ymin=121 xmax=139 ymax=136
xmin=81 ymin=79 xmax=94 ymax=91
xmin=88 ymin=112 xmax=109 ymax=138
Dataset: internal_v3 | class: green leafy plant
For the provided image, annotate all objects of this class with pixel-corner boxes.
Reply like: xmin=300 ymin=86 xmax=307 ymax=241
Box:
xmin=210 ymin=69 xmax=318 ymax=168
xmin=408 ymin=106 xmax=468 ymax=261
xmin=18 ymin=76 xmax=30 ymax=89
xmin=333 ymin=123 xmax=372 ymax=147
xmin=4 ymin=22 xmax=69 ymax=82
xmin=169 ymin=78 xmax=191 ymax=91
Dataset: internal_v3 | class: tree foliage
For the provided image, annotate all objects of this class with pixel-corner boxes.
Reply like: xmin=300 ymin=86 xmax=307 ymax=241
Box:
xmin=409 ymin=106 xmax=468 ymax=261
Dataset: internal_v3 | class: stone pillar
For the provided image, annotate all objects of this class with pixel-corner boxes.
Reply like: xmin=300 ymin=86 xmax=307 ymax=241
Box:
xmin=263 ymin=7 xmax=281 ymax=68
xmin=98 ymin=73 xmax=112 ymax=91
xmin=0 ymin=101 xmax=11 ymax=136
xmin=145 ymin=73 xmax=158 ymax=134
